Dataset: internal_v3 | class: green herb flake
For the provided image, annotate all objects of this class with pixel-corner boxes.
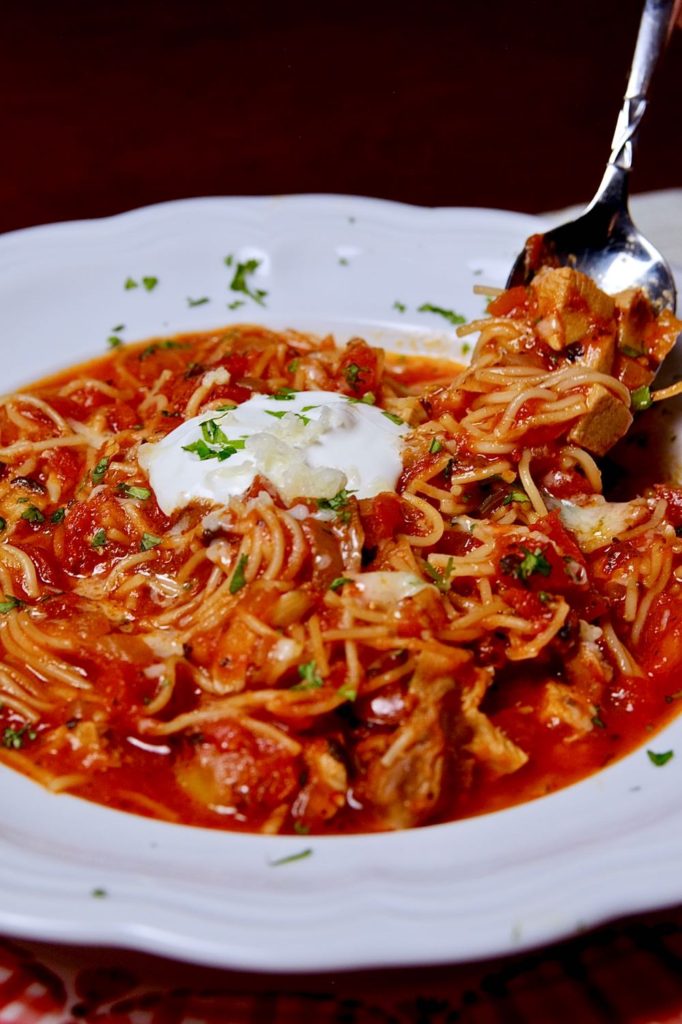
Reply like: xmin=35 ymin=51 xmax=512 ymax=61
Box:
xmin=107 ymin=335 xmax=123 ymax=349
xmin=118 ymin=484 xmax=151 ymax=501
xmin=187 ymin=296 xmax=210 ymax=307
xmin=503 ymin=489 xmax=530 ymax=506
xmin=229 ymin=553 xmax=249 ymax=595
xmin=424 ymin=557 xmax=455 ymax=593
xmin=632 ymin=385 xmax=653 ymax=411
xmin=3 ymin=724 xmax=36 ymax=750
xmin=621 ymin=345 xmax=644 ymax=358
xmin=142 ymin=276 xmax=159 ymax=292
xmin=0 ymin=595 xmax=24 ymax=614
xmin=346 ymin=392 xmax=376 ymax=406
xmin=382 ymin=410 xmax=405 ymax=426
xmin=393 ymin=300 xmax=407 ymax=313
xmin=429 ymin=437 xmax=443 ymax=454
xmin=316 ymin=488 xmax=356 ymax=523
xmin=91 ymin=457 xmax=110 ymax=484
xmin=50 ymin=507 xmax=66 ymax=524
xmin=647 ymin=749 xmax=674 ymax=766
xmin=417 ymin=303 xmax=467 ymax=326
xmin=140 ymin=532 xmax=162 ymax=552
xmin=124 ymin=277 xmax=138 ymax=290
xmin=516 ymin=547 xmax=551 ymax=582
xmin=21 ymin=505 xmax=45 ymax=524
xmin=292 ymin=660 xmax=324 ymax=691
xmin=91 ymin=528 xmax=107 ymax=549
xmin=329 ymin=576 xmax=352 ymax=591
xmin=344 ymin=362 xmax=363 ymax=387
xmin=227 ymin=257 xmax=267 ymax=306
xmin=269 ymin=848 xmax=313 ymax=867
xmin=201 ymin=419 xmax=229 ymax=445
xmin=337 ymin=683 xmax=357 ymax=702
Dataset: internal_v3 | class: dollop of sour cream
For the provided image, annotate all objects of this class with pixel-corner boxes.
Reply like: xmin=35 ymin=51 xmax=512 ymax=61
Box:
xmin=138 ymin=390 xmax=409 ymax=515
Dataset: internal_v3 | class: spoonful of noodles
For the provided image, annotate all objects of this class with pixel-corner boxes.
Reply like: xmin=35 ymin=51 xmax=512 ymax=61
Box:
xmin=506 ymin=0 xmax=678 ymax=314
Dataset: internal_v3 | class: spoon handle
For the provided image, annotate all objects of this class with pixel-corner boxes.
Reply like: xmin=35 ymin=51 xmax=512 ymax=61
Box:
xmin=593 ymin=0 xmax=676 ymax=205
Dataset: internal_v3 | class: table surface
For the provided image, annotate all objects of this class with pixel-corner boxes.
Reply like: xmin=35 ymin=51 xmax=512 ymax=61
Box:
xmin=1 ymin=2 xmax=682 ymax=1020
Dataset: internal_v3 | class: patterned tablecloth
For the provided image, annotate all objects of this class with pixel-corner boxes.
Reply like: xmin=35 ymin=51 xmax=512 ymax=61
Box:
xmin=1 ymin=190 xmax=681 ymax=1024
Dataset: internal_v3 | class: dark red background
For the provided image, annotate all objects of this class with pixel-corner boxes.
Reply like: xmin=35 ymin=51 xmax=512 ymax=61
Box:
xmin=1 ymin=0 xmax=680 ymax=235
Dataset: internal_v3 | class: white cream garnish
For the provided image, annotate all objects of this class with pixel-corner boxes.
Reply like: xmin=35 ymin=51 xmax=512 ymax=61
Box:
xmin=139 ymin=390 xmax=408 ymax=515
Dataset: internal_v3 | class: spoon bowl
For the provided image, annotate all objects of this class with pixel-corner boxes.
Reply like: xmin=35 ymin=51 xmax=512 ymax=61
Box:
xmin=507 ymin=0 xmax=678 ymax=314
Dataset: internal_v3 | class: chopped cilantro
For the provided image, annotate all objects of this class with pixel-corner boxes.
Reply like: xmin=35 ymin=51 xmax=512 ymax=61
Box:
xmin=346 ymin=392 xmax=376 ymax=406
xmin=187 ymin=296 xmax=210 ymax=307
xmin=227 ymin=257 xmax=267 ymax=306
xmin=182 ymin=433 xmax=246 ymax=462
xmin=91 ymin=457 xmax=110 ymax=484
xmin=429 ymin=437 xmax=443 ymax=454
xmin=292 ymin=660 xmax=324 ymax=691
xmin=647 ymin=749 xmax=674 ymax=766
xmin=621 ymin=345 xmax=644 ymax=358
xmin=50 ymin=507 xmax=66 ymax=524
xmin=142 ymin=275 xmax=159 ymax=292
xmin=329 ymin=576 xmax=352 ymax=591
xmin=124 ymin=277 xmax=138 ymax=290
xmin=632 ymin=385 xmax=652 ymax=411
xmin=424 ymin=557 xmax=455 ymax=592
xmin=337 ymin=683 xmax=357 ymax=702
xmin=0 ymin=595 xmax=23 ymax=614
xmin=140 ymin=532 xmax=162 ymax=551
xmin=229 ymin=553 xmax=249 ymax=594
xmin=117 ymin=484 xmax=151 ymax=500
xmin=21 ymin=505 xmax=44 ymax=524
xmin=503 ymin=489 xmax=530 ymax=506
xmin=393 ymin=300 xmax=407 ymax=313
xmin=269 ymin=848 xmax=313 ymax=867
xmin=139 ymin=340 xmax=187 ymax=360
xmin=3 ymin=724 xmax=36 ymax=749
xmin=201 ymin=419 xmax=229 ymax=445
xmin=91 ymin=528 xmax=107 ymax=549
xmin=382 ymin=410 xmax=405 ymax=426
xmin=316 ymin=489 xmax=356 ymax=523
xmin=517 ymin=547 xmax=551 ymax=582
xmin=107 ymin=335 xmax=123 ymax=349
xmin=417 ymin=303 xmax=467 ymax=326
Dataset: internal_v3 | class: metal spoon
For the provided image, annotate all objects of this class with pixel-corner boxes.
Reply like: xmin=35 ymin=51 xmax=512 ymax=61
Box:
xmin=506 ymin=0 xmax=678 ymax=312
